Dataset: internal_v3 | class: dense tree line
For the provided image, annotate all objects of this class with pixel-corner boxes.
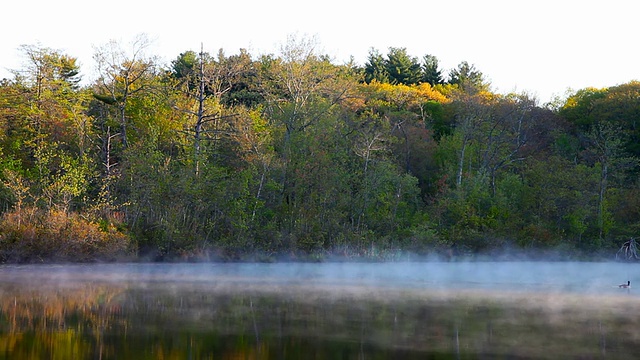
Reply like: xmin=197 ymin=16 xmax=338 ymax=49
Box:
xmin=0 ymin=35 xmax=638 ymax=262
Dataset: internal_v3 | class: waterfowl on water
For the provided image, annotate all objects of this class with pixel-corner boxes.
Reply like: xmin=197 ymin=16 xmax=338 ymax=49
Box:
xmin=619 ymin=280 xmax=631 ymax=288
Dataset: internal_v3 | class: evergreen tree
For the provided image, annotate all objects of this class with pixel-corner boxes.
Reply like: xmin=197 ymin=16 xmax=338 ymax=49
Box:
xmin=385 ymin=47 xmax=422 ymax=85
xmin=363 ymin=48 xmax=389 ymax=83
xmin=421 ymin=54 xmax=444 ymax=85
xmin=448 ymin=61 xmax=487 ymax=91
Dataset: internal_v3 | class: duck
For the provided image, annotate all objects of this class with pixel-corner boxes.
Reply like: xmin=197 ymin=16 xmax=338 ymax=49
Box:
xmin=619 ymin=280 xmax=631 ymax=289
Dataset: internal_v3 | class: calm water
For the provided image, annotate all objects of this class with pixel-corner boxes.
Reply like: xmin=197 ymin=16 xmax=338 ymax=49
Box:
xmin=0 ymin=261 xmax=638 ymax=359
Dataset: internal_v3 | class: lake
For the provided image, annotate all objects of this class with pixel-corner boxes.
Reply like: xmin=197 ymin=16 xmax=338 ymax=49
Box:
xmin=0 ymin=261 xmax=638 ymax=359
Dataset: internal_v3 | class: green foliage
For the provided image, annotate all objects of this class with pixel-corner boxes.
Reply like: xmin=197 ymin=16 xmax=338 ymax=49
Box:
xmin=2 ymin=40 xmax=640 ymax=261
xmin=364 ymin=48 xmax=389 ymax=84
xmin=563 ymin=83 xmax=640 ymax=164
xmin=421 ymin=54 xmax=444 ymax=85
xmin=385 ymin=47 xmax=422 ymax=85
xmin=424 ymin=100 xmax=449 ymax=139
xmin=554 ymin=132 xmax=580 ymax=160
xmin=171 ymin=50 xmax=198 ymax=80
xmin=364 ymin=48 xmax=443 ymax=87
xmin=558 ymin=87 xmax=607 ymax=130
xmin=92 ymin=93 xmax=118 ymax=105
xmin=448 ymin=61 xmax=488 ymax=91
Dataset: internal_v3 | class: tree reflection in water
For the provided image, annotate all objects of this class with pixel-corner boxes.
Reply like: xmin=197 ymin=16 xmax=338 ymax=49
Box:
xmin=0 ymin=268 xmax=638 ymax=359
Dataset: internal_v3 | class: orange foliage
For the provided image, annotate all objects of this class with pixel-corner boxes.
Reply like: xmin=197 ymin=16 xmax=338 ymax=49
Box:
xmin=0 ymin=207 xmax=132 ymax=262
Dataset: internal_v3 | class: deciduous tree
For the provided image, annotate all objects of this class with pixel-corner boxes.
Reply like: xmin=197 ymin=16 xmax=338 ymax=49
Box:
xmin=92 ymin=34 xmax=157 ymax=148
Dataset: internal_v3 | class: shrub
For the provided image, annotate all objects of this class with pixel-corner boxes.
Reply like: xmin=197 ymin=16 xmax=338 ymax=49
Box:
xmin=0 ymin=207 xmax=132 ymax=263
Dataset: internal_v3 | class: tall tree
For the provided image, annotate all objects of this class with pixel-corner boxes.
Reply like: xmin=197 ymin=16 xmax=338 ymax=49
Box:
xmin=172 ymin=46 xmax=254 ymax=174
xmin=258 ymin=35 xmax=356 ymax=153
xmin=385 ymin=47 xmax=422 ymax=86
xmin=363 ymin=48 xmax=389 ymax=84
xmin=587 ymin=121 xmax=623 ymax=241
xmin=14 ymin=45 xmax=87 ymax=150
xmin=421 ymin=54 xmax=444 ymax=85
xmin=559 ymin=82 xmax=640 ymax=240
xmin=220 ymin=48 xmax=261 ymax=107
xmin=448 ymin=61 xmax=487 ymax=91
xmin=92 ymin=34 xmax=157 ymax=148
xmin=16 ymin=44 xmax=82 ymax=92
xmin=256 ymin=34 xmax=359 ymax=247
xmin=1 ymin=45 xmax=94 ymax=213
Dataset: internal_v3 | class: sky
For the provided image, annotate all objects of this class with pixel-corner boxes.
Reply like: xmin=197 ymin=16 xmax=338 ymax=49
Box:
xmin=1 ymin=0 xmax=639 ymax=104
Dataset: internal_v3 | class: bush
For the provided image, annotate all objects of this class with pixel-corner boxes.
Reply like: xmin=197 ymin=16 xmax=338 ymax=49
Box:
xmin=0 ymin=207 xmax=132 ymax=262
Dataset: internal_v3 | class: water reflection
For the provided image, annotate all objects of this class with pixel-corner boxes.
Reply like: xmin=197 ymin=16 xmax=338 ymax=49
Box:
xmin=0 ymin=262 xmax=638 ymax=359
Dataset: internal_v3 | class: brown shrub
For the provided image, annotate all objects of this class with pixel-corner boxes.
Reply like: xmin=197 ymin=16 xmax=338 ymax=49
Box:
xmin=0 ymin=207 xmax=132 ymax=263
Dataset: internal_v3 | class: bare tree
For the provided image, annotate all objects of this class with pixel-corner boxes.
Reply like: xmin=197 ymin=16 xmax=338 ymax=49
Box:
xmin=258 ymin=34 xmax=353 ymax=147
xmin=93 ymin=33 xmax=157 ymax=148
xmin=617 ymin=238 xmax=640 ymax=261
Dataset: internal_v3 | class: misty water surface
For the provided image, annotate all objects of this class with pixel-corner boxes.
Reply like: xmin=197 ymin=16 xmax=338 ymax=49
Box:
xmin=1 ymin=261 xmax=637 ymax=294
xmin=1 ymin=261 xmax=639 ymax=359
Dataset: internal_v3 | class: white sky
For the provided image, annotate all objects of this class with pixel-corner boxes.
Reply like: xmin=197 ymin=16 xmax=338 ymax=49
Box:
xmin=1 ymin=0 xmax=639 ymax=104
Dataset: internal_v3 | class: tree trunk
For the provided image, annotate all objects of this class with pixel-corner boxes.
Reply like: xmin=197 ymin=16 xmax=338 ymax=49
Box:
xmin=457 ymin=137 xmax=468 ymax=186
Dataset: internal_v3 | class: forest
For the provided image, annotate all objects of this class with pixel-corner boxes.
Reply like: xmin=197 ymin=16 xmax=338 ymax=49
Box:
xmin=0 ymin=34 xmax=639 ymax=262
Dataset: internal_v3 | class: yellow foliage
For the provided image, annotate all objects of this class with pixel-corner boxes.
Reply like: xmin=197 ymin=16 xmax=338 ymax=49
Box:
xmin=415 ymin=83 xmax=450 ymax=104
xmin=358 ymin=80 xmax=449 ymax=111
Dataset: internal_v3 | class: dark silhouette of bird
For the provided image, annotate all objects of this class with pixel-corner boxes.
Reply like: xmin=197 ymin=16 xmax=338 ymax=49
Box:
xmin=619 ymin=280 xmax=631 ymax=289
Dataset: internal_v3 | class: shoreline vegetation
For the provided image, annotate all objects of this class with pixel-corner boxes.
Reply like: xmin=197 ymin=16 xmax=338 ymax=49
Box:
xmin=1 ymin=35 xmax=640 ymax=263
xmin=0 ymin=205 xmax=623 ymax=264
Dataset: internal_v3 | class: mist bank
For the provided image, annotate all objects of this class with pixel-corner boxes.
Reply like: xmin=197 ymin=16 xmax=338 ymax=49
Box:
xmin=3 ymin=273 xmax=637 ymax=359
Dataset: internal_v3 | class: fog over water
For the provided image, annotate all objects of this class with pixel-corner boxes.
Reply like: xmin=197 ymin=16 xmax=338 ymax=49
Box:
xmin=2 ymin=261 xmax=639 ymax=358
xmin=1 ymin=261 xmax=637 ymax=296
